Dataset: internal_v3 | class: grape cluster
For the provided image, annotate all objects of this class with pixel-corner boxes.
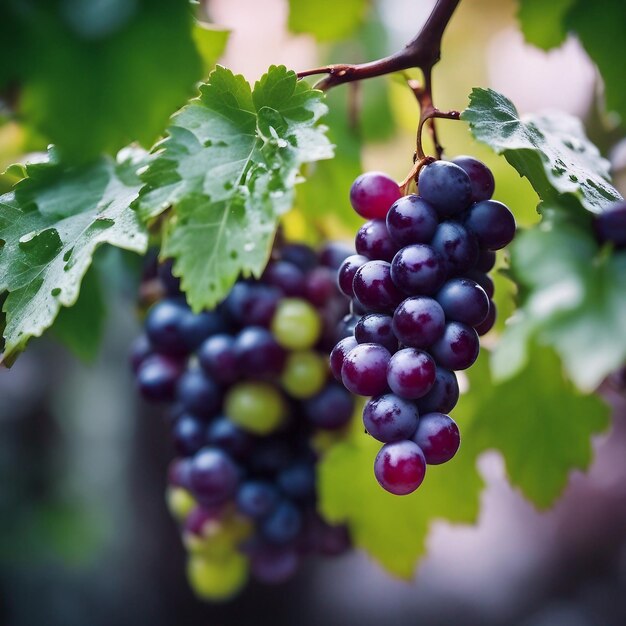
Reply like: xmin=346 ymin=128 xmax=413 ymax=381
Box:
xmin=131 ymin=242 xmax=355 ymax=601
xmin=331 ymin=156 xmax=516 ymax=496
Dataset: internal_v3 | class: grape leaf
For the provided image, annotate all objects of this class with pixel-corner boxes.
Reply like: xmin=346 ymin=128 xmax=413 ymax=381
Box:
xmin=461 ymin=88 xmax=621 ymax=214
xmin=517 ymin=0 xmax=575 ymax=49
xmin=287 ymin=0 xmax=370 ymax=42
xmin=2 ymin=0 xmax=202 ymax=161
xmin=192 ymin=22 xmax=230 ymax=75
xmin=136 ymin=65 xmax=333 ymax=311
xmin=0 ymin=148 xmax=148 ymax=363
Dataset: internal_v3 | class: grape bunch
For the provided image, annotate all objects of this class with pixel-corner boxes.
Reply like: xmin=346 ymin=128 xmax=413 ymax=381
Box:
xmin=331 ymin=156 xmax=516 ymax=496
xmin=131 ymin=242 xmax=355 ymax=601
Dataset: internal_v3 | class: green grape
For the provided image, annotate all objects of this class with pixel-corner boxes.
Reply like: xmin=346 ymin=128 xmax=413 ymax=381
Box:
xmin=187 ymin=552 xmax=248 ymax=601
xmin=281 ymin=350 xmax=328 ymax=398
xmin=224 ymin=382 xmax=286 ymax=434
xmin=271 ymin=298 xmax=322 ymax=350
xmin=166 ymin=487 xmax=196 ymax=521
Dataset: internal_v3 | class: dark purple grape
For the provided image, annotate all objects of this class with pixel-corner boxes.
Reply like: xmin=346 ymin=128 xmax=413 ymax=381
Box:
xmin=341 ymin=343 xmax=391 ymax=396
xmin=475 ymin=249 xmax=496 ymax=272
xmin=225 ymin=282 xmax=281 ymax=327
xmin=168 ymin=457 xmax=193 ymax=489
xmin=418 ymin=161 xmax=472 ymax=216
xmin=319 ymin=241 xmax=353 ymax=269
xmin=180 ymin=310 xmax=227 ymax=351
xmin=145 ymin=298 xmax=192 ymax=356
xmin=451 ymin=155 xmax=495 ymax=202
xmin=386 ymin=194 xmax=438 ymax=246
xmin=304 ymin=384 xmax=354 ymax=430
xmin=157 ymin=259 xmax=181 ymax=296
xmin=352 ymin=260 xmax=403 ymax=312
xmin=336 ymin=313 xmax=360 ymax=341
xmin=392 ymin=297 xmax=445 ymax=348
xmin=136 ymin=354 xmax=183 ymax=402
xmin=374 ymin=440 xmax=426 ymax=495
xmin=475 ymin=300 xmax=497 ymax=336
xmin=129 ymin=334 xmax=151 ymax=373
xmin=314 ymin=520 xmax=351 ymax=556
xmin=350 ymin=298 xmax=368 ymax=315
xmin=250 ymin=545 xmax=300 ymax=584
xmin=330 ymin=336 xmax=358 ymax=381
xmin=386 ymin=348 xmax=436 ymax=399
xmin=172 ymin=414 xmax=207 ymax=456
xmin=263 ymin=261 xmax=306 ymax=297
xmin=261 ymin=500 xmax=302 ymax=544
xmin=354 ymin=313 xmax=397 ymax=353
xmin=337 ymin=254 xmax=369 ymax=298
xmin=594 ymin=201 xmax=626 ymax=248
xmin=176 ymin=369 xmax=221 ymax=418
xmin=280 ymin=243 xmax=319 ymax=272
xmin=304 ymin=267 xmax=335 ymax=307
xmin=416 ymin=368 xmax=459 ymax=414
xmin=435 ymin=277 xmax=489 ymax=327
xmin=390 ymin=244 xmax=446 ymax=295
xmin=350 ymin=171 xmax=401 ymax=219
xmin=464 ymin=200 xmax=516 ymax=250
xmin=189 ymin=447 xmax=240 ymax=505
xmin=431 ymin=221 xmax=479 ymax=274
xmin=236 ymin=480 xmax=280 ymax=519
xmin=234 ymin=327 xmax=287 ymax=378
xmin=355 ymin=219 xmax=397 ymax=262
xmin=277 ymin=462 xmax=315 ymax=500
xmin=464 ymin=269 xmax=494 ymax=299
xmin=198 ymin=334 xmax=239 ymax=385
xmin=362 ymin=393 xmax=419 ymax=443
xmin=206 ymin=416 xmax=254 ymax=460
xmin=412 ymin=412 xmax=460 ymax=464
xmin=430 ymin=322 xmax=479 ymax=370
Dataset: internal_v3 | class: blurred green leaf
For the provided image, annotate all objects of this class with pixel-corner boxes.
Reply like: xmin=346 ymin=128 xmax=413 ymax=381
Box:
xmin=287 ymin=0 xmax=370 ymax=42
xmin=517 ymin=0 xmax=575 ymax=49
xmin=192 ymin=22 xmax=230 ymax=75
xmin=136 ymin=65 xmax=333 ymax=311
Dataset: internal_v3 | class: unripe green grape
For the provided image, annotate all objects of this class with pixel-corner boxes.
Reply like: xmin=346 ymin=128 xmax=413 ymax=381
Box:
xmin=166 ymin=487 xmax=196 ymax=521
xmin=187 ymin=552 xmax=248 ymax=601
xmin=281 ymin=350 xmax=328 ymax=398
xmin=271 ymin=298 xmax=322 ymax=350
xmin=225 ymin=382 xmax=286 ymax=434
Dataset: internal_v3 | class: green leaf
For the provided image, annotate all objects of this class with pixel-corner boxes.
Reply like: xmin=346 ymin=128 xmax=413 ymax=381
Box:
xmin=0 ymin=148 xmax=148 ymax=362
xmin=3 ymin=1 xmax=202 ymax=161
xmin=517 ymin=0 xmax=575 ymax=49
xmin=136 ymin=65 xmax=333 ymax=311
xmin=462 ymin=88 xmax=621 ymax=214
xmin=192 ymin=22 xmax=230 ymax=75
xmin=287 ymin=0 xmax=370 ymax=42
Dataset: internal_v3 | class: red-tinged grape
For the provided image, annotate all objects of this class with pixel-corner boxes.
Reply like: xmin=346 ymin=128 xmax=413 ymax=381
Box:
xmin=341 ymin=343 xmax=391 ymax=396
xmin=330 ymin=336 xmax=358 ymax=381
xmin=416 ymin=368 xmax=459 ymax=414
xmin=392 ymin=297 xmax=445 ymax=348
xmin=435 ymin=277 xmax=489 ymax=327
xmin=417 ymin=160 xmax=472 ymax=217
xmin=594 ymin=201 xmax=626 ymax=248
xmin=374 ymin=440 xmax=426 ymax=495
xmin=337 ymin=254 xmax=369 ymax=298
xmin=352 ymin=260 xmax=403 ymax=313
xmin=412 ymin=412 xmax=460 ymax=464
xmin=430 ymin=322 xmax=479 ymax=370
xmin=451 ymin=155 xmax=495 ymax=202
xmin=390 ymin=244 xmax=446 ymax=295
xmin=355 ymin=219 xmax=398 ymax=262
xmin=362 ymin=393 xmax=419 ymax=443
xmin=350 ymin=171 xmax=401 ymax=219
xmin=386 ymin=194 xmax=438 ymax=246
xmin=464 ymin=200 xmax=516 ymax=250
xmin=189 ymin=448 xmax=240 ymax=505
xmin=386 ymin=348 xmax=436 ymax=399
xmin=354 ymin=313 xmax=398 ymax=353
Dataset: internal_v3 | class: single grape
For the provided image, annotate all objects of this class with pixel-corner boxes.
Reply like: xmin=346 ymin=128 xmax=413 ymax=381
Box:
xmin=177 ymin=368 xmax=221 ymax=418
xmin=277 ymin=462 xmax=316 ymax=500
xmin=234 ymin=326 xmax=287 ymax=378
xmin=475 ymin=300 xmax=497 ymax=336
xmin=362 ymin=393 xmax=419 ymax=443
xmin=350 ymin=171 xmax=401 ymax=219
xmin=271 ymin=298 xmax=322 ymax=350
xmin=418 ymin=161 xmax=472 ymax=216
xmin=172 ymin=414 xmax=207 ymax=456
xmin=180 ymin=310 xmax=227 ymax=351
xmin=352 ymin=260 xmax=403 ymax=313
xmin=261 ymin=500 xmax=302 ymax=544
xmin=390 ymin=244 xmax=446 ymax=295
xmin=451 ymin=155 xmax=495 ymax=202
xmin=412 ymin=412 xmax=460 ymax=464
xmin=145 ymin=298 xmax=192 ymax=356
xmin=280 ymin=351 xmax=327 ymax=399
xmin=431 ymin=221 xmax=479 ymax=274
xmin=263 ymin=261 xmax=306 ymax=297
xmin=416 ymin=367 xmax=459 ymax=414
xmin=435 ymin=277 xmax=489 ymax=327
xmin=304 ymin=384 xmax=354 ymax=430
xmin=464 ymin=269 xmax=494 ymax=299
xmin=355 ymin=219 xmax=397 ymax=262
xmin=198 ymin=334 xmax=239 ymax=385
xmin=335 ymin=313 xmax=361 ymax=341
xmin=594 ymin=201 xmax=626 ymax=248
xmin=225 ymin=282 xmax=281 ymax=328
xmin=136 ymin=354 xmax=183 ymax=402
xmin=250 ymin=545 xmax=300 ymax=584
xmin=337 ymin=254 xmax=369 ymax=298
xmin=224 ymin=382 xmax=286 ymax=434
xmin=330 ymin=336 xmax=358 ymax=381
xmin=354 ymin=313 xmax=397 ymax=353
xmin=187 ymin=553 xmax=248 ymax=601
xmin=341 ymin=343 xmax=391 ymax=396
xmin=304 ymin=266 xmax=336 ymax=307
xmin=189 ymin=447 xmax=240 ymax=505
xmin=464 ymin=200 xmax=516 ymax=250
xmin=475 ymin=248 xmax=496 ymax=273
xmin=319 ymin=241 xmax=354 ymax=269
xmin=374 ymin=440 xmax=426 ymax=495
xmin=386 ymin=348 xmax=436 ymax=399
xmin=206 ymin=416 xmax=253 ymax=460
xmin=166 ymin=487 xmax=196 ymax=521
xmin=236 ymin=480 xmax=280 ymax=519
xmin=392 ymin=297 xmax=446 ymax=348
xmin=386 ymin=194 xmax=438 ymax=246
xmin=280 ymin=243 xmax=319 ymax=272
xmin=430 ymin=322 xmax=479 ymax=370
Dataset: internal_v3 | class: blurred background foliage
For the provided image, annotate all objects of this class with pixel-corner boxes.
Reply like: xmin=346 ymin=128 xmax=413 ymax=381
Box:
xmin=1 ymin=0 xmax=626 ymax=624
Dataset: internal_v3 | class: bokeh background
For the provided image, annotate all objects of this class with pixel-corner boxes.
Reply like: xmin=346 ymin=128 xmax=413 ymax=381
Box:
xmin=2 ymin=0 xmax=626 ymax=624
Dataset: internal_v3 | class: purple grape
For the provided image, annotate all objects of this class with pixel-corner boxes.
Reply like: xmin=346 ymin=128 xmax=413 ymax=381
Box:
xmin=316 ymin=522 xmax=351 ymax=556
xmin=350 ymin=298 xmax=368 ymax=315
xmin=417 ymin=161 xmax=472 ymax=216
xmin=355 ymin=219 xmax=397 ymax=262
xmin=250 ymin=545 xmax=300 ymax=584
xmin=341 ymin=343 xmax=391 ymax=396
xmin=416 ymin=368 xmax=459 ymax=414
xmin=431 ymin=221 xmax=479 ymax=274
xmin=304 ymin=384 xmax=354 ymax=430
xmin=176 ymin=368 xmax=221 ymax=418
xmin=412 ymin=412 xmax=460 ymax=464
xmin=263 ymin=261 xmax=306 ymax=297
xmin=336 ymin=313 xmax=360 ymax=341
xmin=198 ymin=334 xmax=239 ymax=385
xmin=304 ymin=267 xmax=335 ymax=307
xmin=594 ymin=201 xmax=626 ymax=248
xmin=184 ymin=505 xmax=222 ymax=535
xmin=236 ymin=480 xmax=280 ymax=519
xmin=386 ymin=194 xmax=438 ymax=246
xmin=261 ymin=500 xmax=302 ymax=544
xmin=189 ymin=447 xmax=240 ymax=505
xmin=386 ymin=348 xmax=436 ymax=399
xmin=145 ymin=298 xmax=192 ymax=356
xmin=179 ymin=310 xmax=227 ymax=352
xmin=464 ymin=200 xmax=516 ymax=250
xmin=337 ymin=254 xmax=369 ymax=298
xmin=168 ymin=457 xmax=193 ymax=489
xmin=172 ymin=414 xmax=207 ymax=456
xmin=475 ymin=249 xmax=496 ymax=272
xmin=374 ymin=440 xmax=426 ymax=495
xmin=464 ymin=269 xmax=494 ymax=299
xmin=280 ymin=243 xmax=319 ymax=272
xmin=451 ymin=155 xmax=495 ymax=202
xmin=350 ymin=171 xmax=401 ymax=219
xmin=435 ymin=277 xmax=489 ymax=327
xmin=277 ymin=462 xmax=315 ymax=500
xmin=392 ymin=297 xmax=445 ymax=348
xmin=475 ymin=300 xmax=497 ymax=336
xmin=330 ymin=336 xmax=358 ymax=381
xmin=354 ymin=313 xmax=398 ymax=353
xmin=136 ymin=354 xmax=183 ymax=402
xmin=129 ymin=334 xmax=151 ymax=373
xmin=362 ymin=393 xmax=420 ymax=443
xmin=234 ymin=327 xmax=287 ymax=378
xmin=352 ymin=260 xmax=403 ymax=313
xmin=390 ymin=244 xmax=446 ymax=295
xmin=225 ymin=282 xmax=281 ymax=327
xmin=206 ymin=416 xmax=253 ymax=460
xmin=319 ymin=241 xmax=353 ymax=269
xmin=430 ymin=322 xmax=479 ymax=370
